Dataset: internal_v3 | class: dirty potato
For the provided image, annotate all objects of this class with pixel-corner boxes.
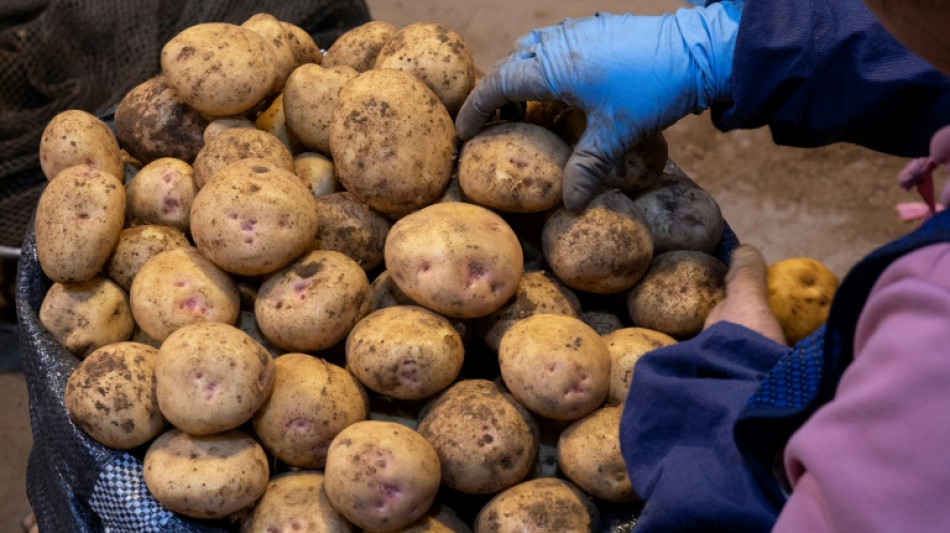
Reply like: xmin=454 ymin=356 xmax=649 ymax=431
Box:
xmin=244 ymin=471 xmax=352 ymax=533
xmin=604 ymin=327 xmax=676 ymax=406
xmin=39 ymin=109 xmax=124 ymax=182
xmin=284 ymin=22 xmax=323 ymax=67
xmin=369 ymin=270 xmax=418 ymax=312
xmin=322 ymin=21 xmax=397 ymax=72
xmin=192 ymin=127 xmax=294 ymax=188
xmin=600 ymin=132 xmax=668 ymax=194
xmin=557 ymin=405 xmax=636 ymax=502
xmin=124 ymin=158 xmax=198 ymax=232
xmin=284 ymin=64 xmax=359 ymax=155
xmin=241 ymin=13 xmax=296 ymax=93
xmin=253 ymin=93 xmax=302 ymax=153
xmin=581 ymin=309 xmax=625 ymax=336
xmin=203 ymin=115 xmax=255 ymax=144
xmin=400 ymin=504 xmax=471 ymax=533
xmin=39 ymin=277 xmax=134 ymax=358
xmin=473 ymin=478 xmax=597 ymax=533
xmin=314 ymin=192 xmax=390 ymax=271
xmin=295 ymin=151 xmax=341 ymax=199
xmin=106 ymin=225 xmax=191 ymax=291
xmin=632 ymin=172 xmax=724 ymax=254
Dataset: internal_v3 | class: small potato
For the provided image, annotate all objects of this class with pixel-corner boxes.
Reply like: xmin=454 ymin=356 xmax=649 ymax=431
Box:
xmin=65 ymin=342 xmax=165 ymax=449
xmin=106 ymin=225 xmax=191 ymax=291
xmin=369 ymin=270 xmax=418 ymax=312
xmin=458 ymin=122 xmax=570 ymax=213
xmin=203 ymin=116 xmax=256 ymax=144
xmin=156 ymin=321 xmax=275 ymax=435
xmin=473 ymin=478 xmax=597 ymax=533
xmin=160 ymin=23 xmax=277 ymax=116
xmin=498 ymin=314 xmax=610 ymax=420
xmin=322 ymin=21 xmax=396 ymax=72
xmin=144 ymin=429 xmax=269 ymax=519
xmin=295 ymin=152 xmax=341 ymax=198
xmin=192 ymin=127 xmax=294 ymax=188
xmin=346 ymin=306 xmax=464 ymax=401
xmin=253 ymin=353 xmax=369 ymax=469
xmin=114 ymin=75 xmax=208 ymax=165
xmin=242 ymin=13 xmax=296 ymax=93
xmin=314 ymin=192 xmax=390 ymax=271
xmin=399 ymin=504 xmax=471 ymax=533
xmin=39 ymin=277 xmax=133 ymax=357
xmin=767 ymin=257 xmax=839 ymax=344
xmin=330 ymin=69 xmax=456 ymax=215
xmin=35 ymin=165 xmax=125 ymax=284
xmin=632 ymin=172 xmax=725 ymax=254
xmin=253 ymin=93 xmax=302 ymax=153
xmin=255 ymin=250 xmax=371 ymax=352
xmin=125 ymin=158 xmax=198 ymax=232
xmin=129 ymin=247 xmax=240 ymax=341
xmin=284 ymin=22 xmax=324 ymax=67
xmin=581 ymin=310 xmax=625 ymax=336
xmin=374 ymin=23 xmax=475 ymax=116
xmin=190 ymin=158 xmax=318 ymax=276
xmin=475 ymin=270 xmax=581 ymax=353
xmin=384 ymin=202 xmax=522 ymax=319
xmin=542 ymin=190 xmax=653 ymax=294
xmin=244 ymin=471 xmax=352 ymax=533
xmin=417 ymin=379 xmax=539 ymax=494
xmin=39 ymin=109 xmax=124 ymax=182
xmin=284 ymin=64 xmax=359 ymax=155
xmin=627 ymin=250 xmax=727 ymax=339
xmin=325 ymin=420 xmax=441 ymax=532
xmin=557 ymin=405 xmax=636 ymax=502
xmin=604 ymin=327 xmax=676 ymax=406
xmin=600 ymin=132 xmax=668 ymax=194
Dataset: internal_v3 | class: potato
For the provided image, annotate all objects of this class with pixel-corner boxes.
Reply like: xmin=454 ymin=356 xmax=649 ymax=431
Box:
xmin=475 ymin=270 xmax=581 ymax=352
xmin=106 ymin=225 xmax=190 ymax=291
xmin=384 ymin=202 xmax=522 ymax=319
xmin=253 ymin=353 xmax=369 ymax=468
xmin=203 ymin=116 xmax=255 ymax=144
xmin=129 ymin=247 xmax=240 ymax=341
xmin=322 ymin=21 xmax=397 ymax=72
xmin=253 ymin=93 xmax=302 ymax=153
xmin=284 ymin=64 xmax=359 ymax=155
xmin=346 ymin=306 xmax=464 ymax=400
xmin=473 ymin=478 xmax=597 ymax=533
xmin=143 ymin=429 xmax=269 ymax=519
xmin=458 ymin=122 xmax=570 ymax=213
xmin=399 ymin=504 xmax=471 ymax=533
xmin=192 ymin=127 xmax=294 ymax=188
xmin=374 ymin=22 xmax=476 ymax=116
xmin=160 ymin=22 xmax=277 ymax=116
xmin=114 ymin=75 xmax=208 ymax=165
xmin=498 ymin=314 xmax=610 ymax=420
xmin=369 ymin=270 xmax=418 ymax=311
xmin=35 ymin=165 xmax=125 ymax=284
xmin=39 ymin=109 xmax=124 ymax=182
xmin=632 ymin=171 xmax=724 ymax=254
xmin=604 ymin=327 xmax=676 ymax=406
xmin=330 ymin=69 xmax=456 ymax=215
xmin=600 ymin=132 xmax=668 ymax=194
xmin=244 ymin=471 xmax=352 ymax=533
xmin=557 ymin=405 xmax=636 ymax=502
xmin=417 ymin=379 xmax=539 ymax=494
xmin=767 ymin=257 xmax=839 ymax=343
xmin=242 ymin=13 xmax=296 ymax=93
xmin=39 ymin=276 xmax=133 ymax=358
xmin=315 ymin=192 xmax=390 ymax=271
xmin=65 ymin=342 xmax=165 ymax=449
xmin=627 ymin=250 xmax=727 ymax=338
xmin=156 ymin=321 xmax=275 ymax=435
xmin=325 ymin=420 xmax=441 ymax=532
xmin=190 ymin=158 xmax=318 ymax=276
xmin=124 ymin=158 xmax=198 ymax=232
xmin=542 ymin=190 xmax=653 ymax=294
xmin=296 ymin=152 xmax=341 ymax=199
xmin=255 ymin=250 xmax=371 ymax=352
xmin=284 ymin=22 xmax=324 ymax=67
xmin=581 ymin=309 xmax=625 ymax=336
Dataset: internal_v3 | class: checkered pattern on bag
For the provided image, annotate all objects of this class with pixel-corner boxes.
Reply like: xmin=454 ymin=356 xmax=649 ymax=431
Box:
xmin=744 ymin=324 xmax=825 ymax=412
xmin=89 ymin=454 xmax=176 ymax=533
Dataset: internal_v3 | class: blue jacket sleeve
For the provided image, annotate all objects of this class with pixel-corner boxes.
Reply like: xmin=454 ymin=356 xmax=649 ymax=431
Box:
xmin=709 ymin=0 xmax=950 ymax=157
xmin=620 ymin=321 xmax=789 ymax=533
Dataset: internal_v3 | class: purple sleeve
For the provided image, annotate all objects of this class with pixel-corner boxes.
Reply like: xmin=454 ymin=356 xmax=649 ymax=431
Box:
xmin=775 ymin=243 xmax=950 ymax=532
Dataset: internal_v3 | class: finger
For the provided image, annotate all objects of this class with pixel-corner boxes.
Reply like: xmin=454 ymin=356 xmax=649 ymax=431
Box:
xmin=724 ymin=244 xmax=769 ymax=299
xmin=562 ymin=122 xmax=629 ymax=212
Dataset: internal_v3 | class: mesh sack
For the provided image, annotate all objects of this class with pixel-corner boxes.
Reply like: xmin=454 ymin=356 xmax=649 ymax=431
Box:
xmin=0 ymin=0 xmax=371 ymax=249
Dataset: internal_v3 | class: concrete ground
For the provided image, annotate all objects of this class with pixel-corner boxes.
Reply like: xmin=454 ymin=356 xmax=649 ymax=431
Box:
xmin=0 ymin=0 xmax=922 ymax=531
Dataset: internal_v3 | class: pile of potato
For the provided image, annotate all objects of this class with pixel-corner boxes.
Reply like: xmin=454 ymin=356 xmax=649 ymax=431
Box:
xmin=34 ymin=12 xmax=728 ymax=533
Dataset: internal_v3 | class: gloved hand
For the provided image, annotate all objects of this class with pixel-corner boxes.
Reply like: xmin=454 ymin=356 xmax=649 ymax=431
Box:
xmin=456 ymin=1 xmax=743 ymax=211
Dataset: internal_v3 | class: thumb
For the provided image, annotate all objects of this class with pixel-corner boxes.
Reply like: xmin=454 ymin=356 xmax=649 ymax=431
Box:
xmin=724 ymin=244 xmax=769 ymax=300
xmin=562 ymin=124 xmax=628 ymax=212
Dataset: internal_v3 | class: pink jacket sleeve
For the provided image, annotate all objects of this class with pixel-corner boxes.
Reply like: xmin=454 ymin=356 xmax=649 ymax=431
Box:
xmin=774 ymin=243 xmax=950 ymax=532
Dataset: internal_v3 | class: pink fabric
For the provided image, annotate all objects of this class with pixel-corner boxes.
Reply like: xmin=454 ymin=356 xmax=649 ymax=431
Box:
xmin=774 ymin=243 xmax=950 ymax=532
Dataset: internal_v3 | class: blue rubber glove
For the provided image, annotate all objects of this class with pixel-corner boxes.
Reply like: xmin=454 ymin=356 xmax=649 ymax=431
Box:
xmin=456 ymin=1 xmax=743 ymax=211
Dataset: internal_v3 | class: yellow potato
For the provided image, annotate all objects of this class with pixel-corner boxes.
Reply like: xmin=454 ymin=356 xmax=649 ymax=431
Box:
xmin=295 ymin=151 xmax=341 ymax=199
xmin=284 ymin=64 xmax=358 ymax=155
xmin=473 ymin=478 xmax=596 ymax=533
xmin=39 ymin=109 xmax=124 ymax=182
xmin=557 ymin=405 xmax=637 ymax=502
xmin=253 ymin=93 xmax=302 ymax=153
xmin=244 ymin=471 xmax=352 ymax=533
xmin=767 ymin=257 xmax=840 ymax=344
xmin=106 ymin=225 xmax=190 ymax=291
xmin=284 ymin=22 xmax=324 ymax=67
xmin=242 ymin=13 xmax=296 ymax=93
xmin=322 ymin=21 xmax=396 ymax=72
xmin=604 ymin=327 xmax=676 ymax=406
xmin=192 ymin=127 xmax=294 ymax=188
xmin=124 ymin=158 xmax=197 ymax=232
xmin=39 ymin=277 xmax=133 ymax=358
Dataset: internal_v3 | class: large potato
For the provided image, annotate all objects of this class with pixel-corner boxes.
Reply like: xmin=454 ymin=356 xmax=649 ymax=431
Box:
xmin=557 ymin=405 xmax=636 ymax=502
xmin=384 ymin=202 xmax=522 ymax=319
xmin=106 ymin=225 xmax=190 ymax=291
xmin=374 ymin=22 xmax=475 ymax=116
xmin=160 ymin=23 xmax=277 ymax=115
xmin=190 ymin=158 xmax=318 ymax=276
xmin=244 ymin=471 xmax=352 ymax=533
xmin=604 ymin=327 xmax=676 ymax=406
xmin=156 ymin=321 xmax=275 ymax=435
xmin=192 ymin=127 xmax=294 ymax=188
xmin=542 ymin=190 xmax=653 ymax=294
xmin=284 ymin=22 xmax=323 ymax=67
xmin=114 ymin=75 xmax=208 ymax=165
xmin=330 ymin=69 xmax=456 ymax=215
xmin=325 ymin=421 xmax=441 ymax=532
xmin=458 ymin=122 xmax=569 ymax=213
xmin=241 ymin=13 xmax=296 ymax=93
xmin=35 ymin=166 xmax=125 ymax=284
xmin=346 ymin=306 xmax=464 ymax=400
xmin=632 ymin=171 xmax=724 ymax=254
xmin=322 ymin=21 xmax=397 ymax=72
xmin=314 ymin=192 xmax=390 ymax=271
xmin=39 ymin=277 xmax=133 ymax=358
xmin=124 ymin=158 xmax=197 ymax=233
xmin=473 ymin=478 xmax=597 ymax=533
xmin=39 ymin=109 xmax=124 ymax=182
xmin=253 ymin=353 xmax=369 ymax=469
xmin=417 ymin=379 xmax=539 ymax=494
xmin=144 ymin=429 xmax=269 ymax=519
xmin=284 ymin=64 xmax=359 ymax=155
xmin=65 ymin=342 xmax=165 ymax=449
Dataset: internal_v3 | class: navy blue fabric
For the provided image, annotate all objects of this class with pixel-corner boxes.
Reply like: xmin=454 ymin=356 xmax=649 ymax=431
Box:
xmin=709 ymin=0 xmax=950 ymax=157
xmin=619 ymin=321 xmax=789 ymax=533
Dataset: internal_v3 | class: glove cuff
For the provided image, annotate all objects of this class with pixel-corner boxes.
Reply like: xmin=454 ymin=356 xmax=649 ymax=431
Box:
xmin=674 ymin=0 xmax=744 ymax=110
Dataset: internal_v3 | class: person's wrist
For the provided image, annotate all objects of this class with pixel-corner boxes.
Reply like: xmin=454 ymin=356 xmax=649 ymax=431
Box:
xmin=673 ymin=0 xmax=743 ymax=109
